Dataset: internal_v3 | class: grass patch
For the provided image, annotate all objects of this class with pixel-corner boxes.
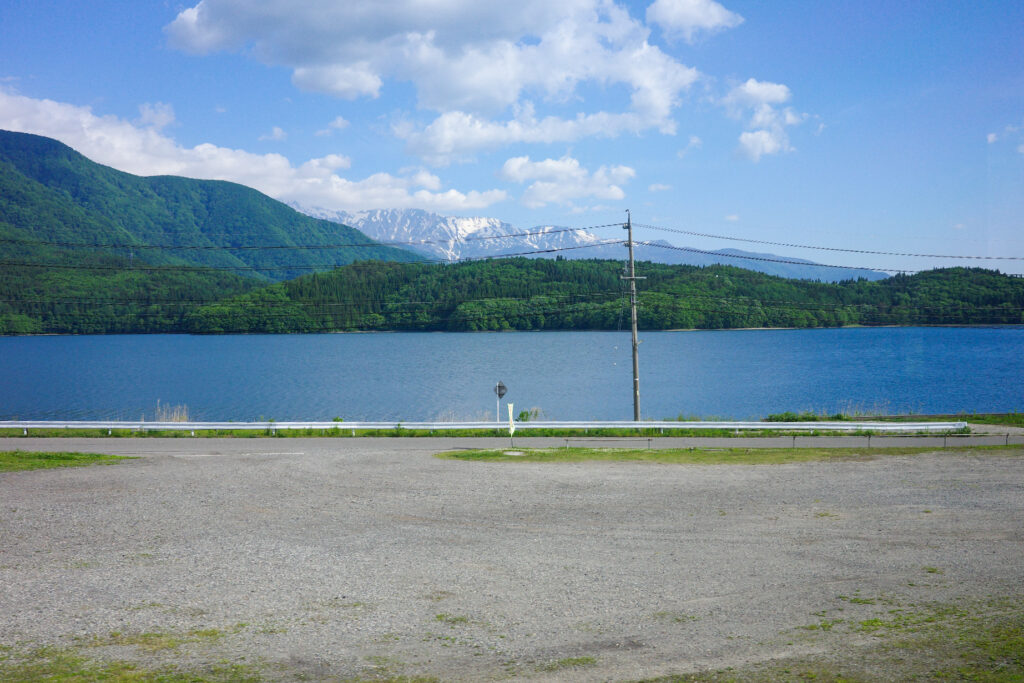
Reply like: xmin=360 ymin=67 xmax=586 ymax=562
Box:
xmin=0 ymin=645 xmax=261 ymax=682
xmin=860 ymin=411 xmax=1024 ymax=427
xmin=637 ymin=596 xmax=1024 ymax=682
xmin=0 ymin=450 xmax=131 ymax=472
xmin=654 ymin=611 xmax=701 ymax=623
xmin=539 ymin=656 xmax=597 ymax=672
xmin=85 ymin=628 xmax=230 ymax=653
xmin=435 ymin=444 xmax=1024 ymax=465
xmin=961 ymin=412 xmax=1024 ymax=427
xmin=434 ymin=613 xmax=469 ymax=625
xmin=765 ymin=411 xmax=849 ymax=422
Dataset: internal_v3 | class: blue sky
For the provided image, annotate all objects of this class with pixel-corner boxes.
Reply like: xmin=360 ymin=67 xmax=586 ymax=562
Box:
xmin=1 ymin=0 xmax=1021 ymax=272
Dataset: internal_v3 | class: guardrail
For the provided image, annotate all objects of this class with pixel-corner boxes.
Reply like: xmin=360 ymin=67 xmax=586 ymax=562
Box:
xmin=0 ymin=420 xmax=966 ymax=433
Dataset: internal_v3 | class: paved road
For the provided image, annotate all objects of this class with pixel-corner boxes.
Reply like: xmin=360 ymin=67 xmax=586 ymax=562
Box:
xmin=1 ymin=437 xmax=1022 ymax=680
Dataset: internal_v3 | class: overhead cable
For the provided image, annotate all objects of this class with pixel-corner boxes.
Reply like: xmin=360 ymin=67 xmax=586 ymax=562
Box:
xmin=0 ymin=240 xmax=627 ymax=273
xmin=635 ymin=240 xmax=919 ymax=274
xmin=0 ymin=223 xmax=622 ymax=252
xmin=635 ymin=223 xmax=1024 ymax=261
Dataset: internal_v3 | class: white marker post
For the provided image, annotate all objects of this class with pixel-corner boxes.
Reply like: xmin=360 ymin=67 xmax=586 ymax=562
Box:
xmin=508 ymin=403 xmax=515 ymax=447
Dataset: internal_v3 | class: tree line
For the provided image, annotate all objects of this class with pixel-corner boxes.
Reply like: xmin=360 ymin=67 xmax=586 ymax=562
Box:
xmin=178 ymin=260 xmax=1024 ymax=334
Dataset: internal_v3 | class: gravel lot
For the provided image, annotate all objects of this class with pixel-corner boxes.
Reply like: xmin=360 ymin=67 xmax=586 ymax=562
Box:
xmin=1 ymin=437 xmax=1023 ymax=681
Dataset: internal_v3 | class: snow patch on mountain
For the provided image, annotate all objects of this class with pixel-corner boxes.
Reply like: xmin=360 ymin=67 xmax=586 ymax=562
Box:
xmin=292 ymin=205 xmax=611 ymax=262
xmin=291 ymin=204 xmax=887 ymax=282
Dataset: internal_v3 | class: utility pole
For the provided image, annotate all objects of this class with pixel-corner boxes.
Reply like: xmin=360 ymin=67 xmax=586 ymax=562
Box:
xmin=622 ymin=210 xmax=644 ymax=422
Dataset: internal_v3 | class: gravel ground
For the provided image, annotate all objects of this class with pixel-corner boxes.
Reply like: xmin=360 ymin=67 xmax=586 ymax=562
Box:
xmin=1 ymin=437 xmax=1022 ymax=681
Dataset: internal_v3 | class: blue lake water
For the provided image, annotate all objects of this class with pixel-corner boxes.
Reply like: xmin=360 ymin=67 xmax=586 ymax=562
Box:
xmin=1 ymin=327 xmax=1022 ymax=421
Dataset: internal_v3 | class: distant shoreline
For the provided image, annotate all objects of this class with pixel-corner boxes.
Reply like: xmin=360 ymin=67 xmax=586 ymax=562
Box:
xmin=3 ymin=322 xmax=1024 ymax=337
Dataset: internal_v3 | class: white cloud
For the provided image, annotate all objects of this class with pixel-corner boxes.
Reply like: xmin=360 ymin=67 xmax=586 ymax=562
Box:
xmin=987 ymin=122 xmax=1024 ymax=154
xmin=724 ymin=78 xmax=791 ymax=109
xmin=649 ymin=183 xmax=671 ymax=192
xmin=738 ymin=129 xmax=784 ymax=161
xmin=136 ymin=102 xmax=175 ymax=130
xmin=397 ymin=105 xmax=656 ymax=165
xmin=166 ymin=1 xmax=665 ymax=114
xmin=677 ymin=134 xmax=702 ymax=157
xmin=166 ymin=1 xmax=701 ymax=162
xmin=723 ymin=79 xmax=804 ymax=161
xmin=292 ymin=63 xmax=383 ymax=100
xmin=646 ymin=0 xmax=743 ymax=42
xmin=0 ymin=87 xmax=506 ymax=213
xmin=316 ymin=116 xmax=350 ymax=137
xmin=259 ymin=125 xmax=287 ymax=141
xmin=724 ymin=214 xmax=739 ymax=221
xmin=500 ymin=155 xmax=634 ymax=208
xmin=300 ymin=153 xmax=351 ymax=173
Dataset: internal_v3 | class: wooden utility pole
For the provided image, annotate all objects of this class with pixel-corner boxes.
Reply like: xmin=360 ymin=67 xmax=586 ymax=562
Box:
xmin=622 ymin=210 xmax=644 ymax=422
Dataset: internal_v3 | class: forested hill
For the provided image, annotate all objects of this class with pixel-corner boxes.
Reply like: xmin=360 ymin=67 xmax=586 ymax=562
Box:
xmin=0 ymin=129 xmax=422 ymax=333
xmin=0 ymin=129 xmax=420 ymax=281
xmin=184 ymin=260 xmax=1024 ymax=334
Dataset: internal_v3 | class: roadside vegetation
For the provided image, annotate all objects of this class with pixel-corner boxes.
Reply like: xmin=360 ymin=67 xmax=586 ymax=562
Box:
xmin=0 ymin=450 xmax=130 ymax=472
xmin=954 ymin=411 xmax=1024 ymax=428
xmin=436 ymin=444 xmax=1024 ymax=465
xmin=0 ymin=424 xmax=975 ymax=439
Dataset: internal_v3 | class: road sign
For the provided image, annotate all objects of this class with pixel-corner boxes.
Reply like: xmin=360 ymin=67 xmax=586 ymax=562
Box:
xmin=495 ymin=381 xmax=507 ymax=398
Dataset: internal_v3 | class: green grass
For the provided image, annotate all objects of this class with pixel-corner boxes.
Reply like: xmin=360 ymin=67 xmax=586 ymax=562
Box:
xmin=765 ymin=411 xmax=849 ymax=422
xmin=0 ymin=427 xmax=800 ymax=438
xmin=958 ymin=411 xmax=1024 ymax=428
xmin=636 ymin=596 xmax=1024 ymax=682
xmin=862 ymin=411 xmax=1024 ymax=427
xmin=435 ymin=443 xmax=1024 ymax=465
xmin=0 ymin=450 xmax=131 ymax=472
xmin=433 ymin=613 xmax=469 ymax=625
xmin=539 ymin=656 xmax=597 ymax=672
xmin=0 ymin=646 xmax=261 ymax=682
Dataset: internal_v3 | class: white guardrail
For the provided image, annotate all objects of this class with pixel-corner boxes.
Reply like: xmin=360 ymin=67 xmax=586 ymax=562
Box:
xmin=0 ymin=420 xmax=966 ymax=432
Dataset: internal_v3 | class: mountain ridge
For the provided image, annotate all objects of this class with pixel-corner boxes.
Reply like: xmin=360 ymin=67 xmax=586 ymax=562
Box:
xmin=294 ymin=205 xmax=887 ymax=282
xmin=0 ymin=129 xmax=420 ymax=281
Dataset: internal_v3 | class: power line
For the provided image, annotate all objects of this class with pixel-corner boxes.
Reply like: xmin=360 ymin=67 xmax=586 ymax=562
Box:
xmin=0 ymin=223 xmax=622 ymax=252
xmin=636 ymin=240 xmax=920 ymax=274
xmin=635 ymin=222 xmax=1024 ymax=261
xmin=0 ymin=240 xmax=627 ymax=273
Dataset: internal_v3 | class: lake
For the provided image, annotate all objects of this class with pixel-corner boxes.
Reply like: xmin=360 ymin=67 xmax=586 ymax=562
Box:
xmin=1 ymin=327 xmax=1021 ymax=422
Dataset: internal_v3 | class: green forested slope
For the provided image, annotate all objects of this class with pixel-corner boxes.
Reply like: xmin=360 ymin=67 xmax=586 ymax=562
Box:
xmin=0 ymin=129 xmax=420 ymax=332
xmin=183 ymin=259 xmax=1024 ymax=334
xmin=0 ymin=129 xmax=419 ymax=278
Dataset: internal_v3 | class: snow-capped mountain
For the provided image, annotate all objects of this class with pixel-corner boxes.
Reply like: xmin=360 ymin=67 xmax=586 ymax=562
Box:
xmin=292 ymin=205 xmax=887 ymax=282
xmin=293 ymin=206 xmax=612 ymax=262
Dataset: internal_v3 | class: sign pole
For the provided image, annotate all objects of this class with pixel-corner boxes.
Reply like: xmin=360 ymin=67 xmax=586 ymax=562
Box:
xmin=494 ymin=381 xmax=508 ymax=424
